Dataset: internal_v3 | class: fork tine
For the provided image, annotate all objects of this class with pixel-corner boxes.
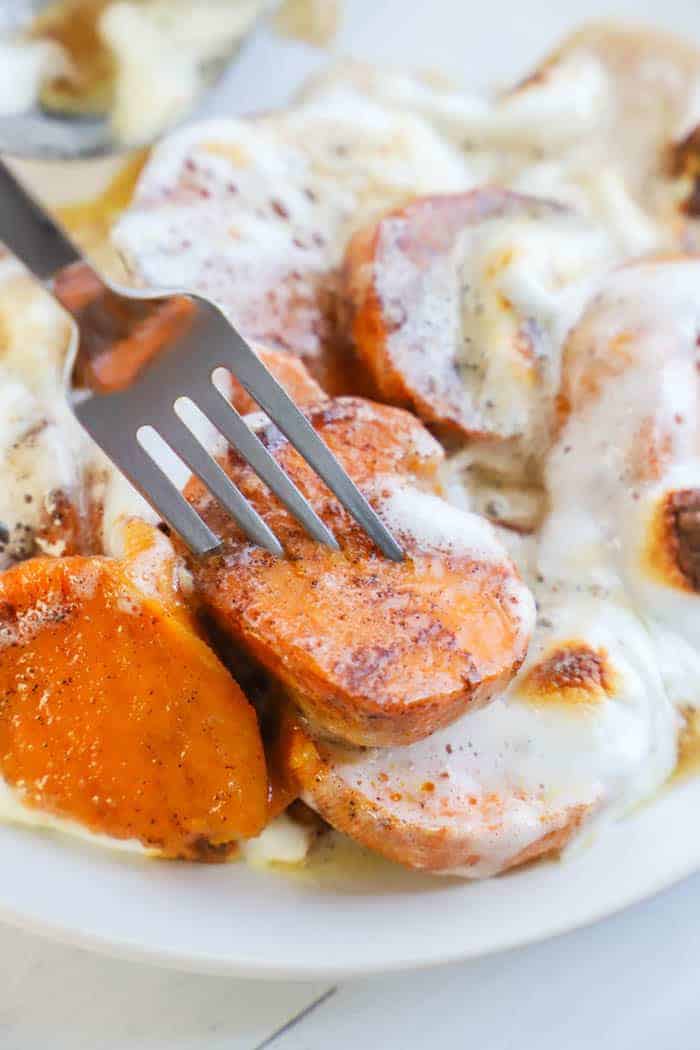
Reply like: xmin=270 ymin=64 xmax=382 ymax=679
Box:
xmin=157 ymin=414 xmax=283 ymax=557
xmin=192 ymin=385 xmax=340 ymax=551
xmin=93 ymin=431 xmax=221 ymax=556
xmin=212 ymin=325 xmax=404 ymax=561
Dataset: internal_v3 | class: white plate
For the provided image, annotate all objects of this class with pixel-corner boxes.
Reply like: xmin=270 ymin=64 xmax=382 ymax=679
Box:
xmin=4 ymin=0 xmax=700 ymax=979
xmin=0 ymin=776 xmax=698 ymax=978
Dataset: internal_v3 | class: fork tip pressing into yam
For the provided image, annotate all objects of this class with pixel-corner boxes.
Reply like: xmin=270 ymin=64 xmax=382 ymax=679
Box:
xmin=185 ymin=396 xmax=536 ymax=747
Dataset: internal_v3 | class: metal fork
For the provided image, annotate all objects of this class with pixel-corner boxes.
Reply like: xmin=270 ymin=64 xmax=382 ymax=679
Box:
xmin=0 ymin=160 xmax=403 ymax=560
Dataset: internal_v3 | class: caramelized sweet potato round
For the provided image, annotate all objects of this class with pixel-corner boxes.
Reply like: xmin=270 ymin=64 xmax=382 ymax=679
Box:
xmin=343 ymin=189 xmax=566 ymax=439
xmin=0 ymin=555 xmax=267 ymax=857
xmin=185 ymin=397 xmax=534 ymax=747
xmin=291 ymin=599 xmax=668 ymax=875
xmin=300 ymin=736 xmax=590 ymax=874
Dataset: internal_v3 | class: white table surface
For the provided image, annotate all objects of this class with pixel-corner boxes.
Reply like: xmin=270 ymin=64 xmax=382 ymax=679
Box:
xmin=4 ymin=1 xmax=700 ymax=1045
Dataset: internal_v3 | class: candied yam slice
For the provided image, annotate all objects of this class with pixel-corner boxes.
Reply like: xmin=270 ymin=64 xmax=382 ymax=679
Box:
xmin=0 ymin=555 xmax=267 ymax=857
xmin=264 ymin=703 xmax=319 ymax=821
xmin=292 ymin=600 xmax=673 ymax=875
xmin=343 ymin=189 xmax=573 ymax=440
xmin=185 ymin=397 xmax=534 ymax=747
xmin=300 ymin=730 xmax=591 ymax=874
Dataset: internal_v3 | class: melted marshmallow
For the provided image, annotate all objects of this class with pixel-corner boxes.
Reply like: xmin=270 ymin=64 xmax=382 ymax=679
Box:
xmin=113 ymin=97 xmax=468 ymax=357
xmin=541 ymin=261 xmax=700 ymax=650
xmin=0 ymin=257 xmax=90 ymax=566
xmin=308 ymin=594 xmax=677 ymax=877
xmin=302 ymin=24 xmax=700 ymax=254
xmin=534 ymin=266 xmax=700 ymax=776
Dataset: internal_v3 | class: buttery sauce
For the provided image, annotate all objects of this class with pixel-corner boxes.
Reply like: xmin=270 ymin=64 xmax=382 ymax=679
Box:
xmin=294 ymin=830 xmax=440 ymax=890
xmin=57 ymin=149 xmax=147 ymax=273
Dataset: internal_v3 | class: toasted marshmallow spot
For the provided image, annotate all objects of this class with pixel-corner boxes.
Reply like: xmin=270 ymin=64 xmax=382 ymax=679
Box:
xmin=300 ymin=595 xmax=678 ymax=877
xmin=644 ymin=486 xmax=700 ymax=592
xmin=520 ymin=642 xmax=616 ymax=706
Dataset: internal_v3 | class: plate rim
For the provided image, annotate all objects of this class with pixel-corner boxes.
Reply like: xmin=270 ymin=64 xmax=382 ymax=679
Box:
xmin=0 ymin=775 xmax=697 ymax=980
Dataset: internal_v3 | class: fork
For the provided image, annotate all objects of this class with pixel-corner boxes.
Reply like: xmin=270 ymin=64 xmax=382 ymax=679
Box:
xmin=0 ymin=160 xmax=403 ymax=560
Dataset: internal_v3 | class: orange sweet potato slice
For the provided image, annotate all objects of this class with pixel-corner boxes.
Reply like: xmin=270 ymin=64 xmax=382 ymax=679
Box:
xmin=185 ymin=397 xmax=534 ymax=747
xmin=268 ymin=696 xmax=590 ymax=875
xmin=0 ymin=553 xmax=267 ymax=857
xmin=343 ymin=189 xmax=565 ymax=438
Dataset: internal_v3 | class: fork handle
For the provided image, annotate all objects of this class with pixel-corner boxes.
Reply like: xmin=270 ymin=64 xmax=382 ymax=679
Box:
xmin=0 ymin=159 xmax=82 ymax=281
